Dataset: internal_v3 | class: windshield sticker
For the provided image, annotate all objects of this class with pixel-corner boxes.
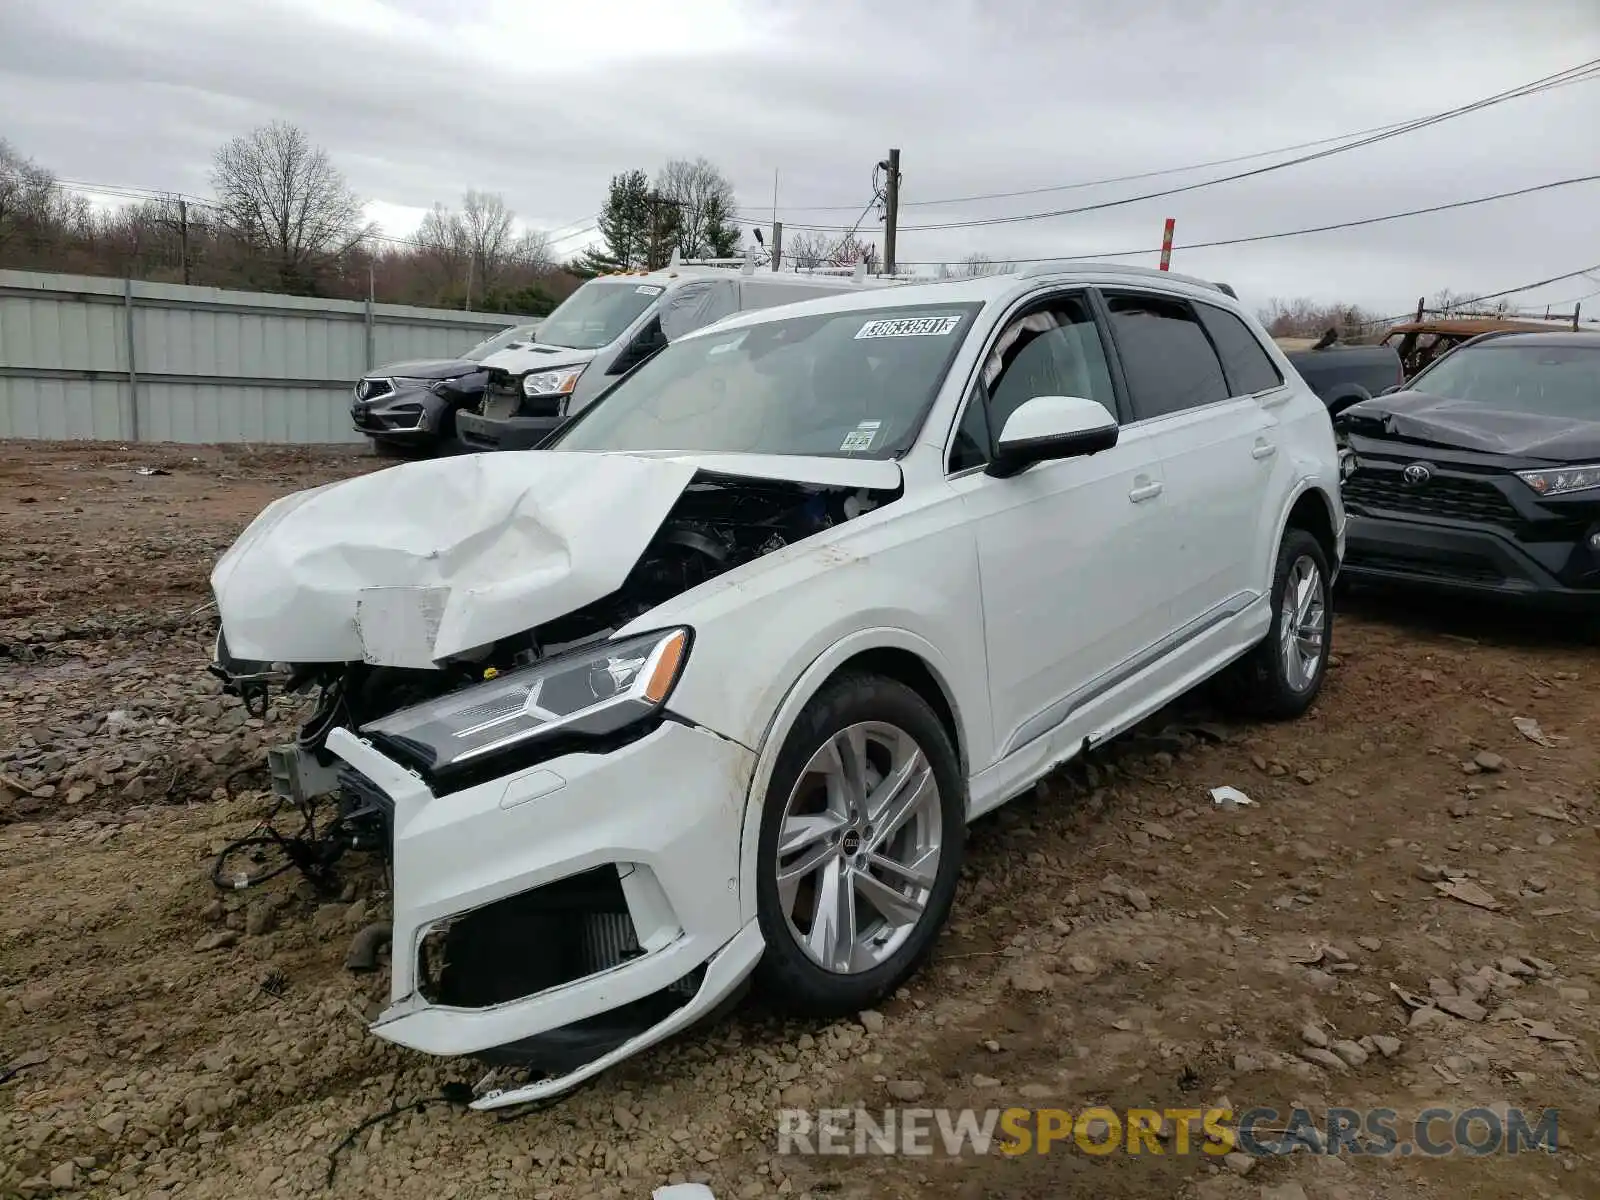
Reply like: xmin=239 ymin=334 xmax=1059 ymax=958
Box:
xmin=854 ymin=314 xmax=963 ymax=340
xmin=635 ymin=284 xmax=664 ymax=296
xmin=840 ymin=426 xmax=877 ymax=452
xmin=706 ymin=332 xmax=747 ymax=355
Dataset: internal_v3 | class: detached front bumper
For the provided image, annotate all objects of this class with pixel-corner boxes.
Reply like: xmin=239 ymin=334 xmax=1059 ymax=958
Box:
xmin=323 ymin=719 xmax=762 ymax=1107
xmin=456 ymin=410 xmax=563 ymax=452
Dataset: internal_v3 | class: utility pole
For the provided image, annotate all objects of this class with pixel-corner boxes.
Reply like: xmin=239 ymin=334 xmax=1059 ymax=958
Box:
xmin=177 ymin=199 xmax=191 ymax=285
xmin=771 ymin=220 xmax=783 ymax=271
xmin=464 ymin=254 xmax=473 ymax=311
xmin=881 ymin=148 xmax=900 ymax=276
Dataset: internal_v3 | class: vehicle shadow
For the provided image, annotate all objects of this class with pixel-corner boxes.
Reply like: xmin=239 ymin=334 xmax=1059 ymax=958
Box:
xmin=1335 ymin=582 xmax=1597 ymax=652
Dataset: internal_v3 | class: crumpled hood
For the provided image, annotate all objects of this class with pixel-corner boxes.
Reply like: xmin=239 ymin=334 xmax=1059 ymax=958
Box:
xmin=366 ymin=359 xmax=482 ymax=381
xmin=1339 ymin=390 xmax=1600 ymax=460
xmin=211 ymin=450 xmax=901 ymax=668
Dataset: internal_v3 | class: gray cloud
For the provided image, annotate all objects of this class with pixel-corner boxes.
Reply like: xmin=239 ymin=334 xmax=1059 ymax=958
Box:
xmin=1 ymin=0 xmax=1597 ymax=314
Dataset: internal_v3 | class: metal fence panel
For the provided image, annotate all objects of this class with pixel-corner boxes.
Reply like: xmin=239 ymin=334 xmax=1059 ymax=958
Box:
xmin=0 ymin=269 xmax=519 ymax=443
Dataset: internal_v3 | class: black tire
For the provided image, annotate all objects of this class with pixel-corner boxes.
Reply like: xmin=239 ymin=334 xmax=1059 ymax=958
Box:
xmin=1220 ymin=528 xmax=1333 ymax=720
xmin=753 ymin=673 xmax=965 ymax=1016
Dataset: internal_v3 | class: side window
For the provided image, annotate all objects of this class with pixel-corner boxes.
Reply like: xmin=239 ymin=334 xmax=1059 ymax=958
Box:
xmin=947 ymin=294 xmax=1118 ymax=472
xmin=986 ymin=298 xmax=1118 ymax=435
xmin=658 ymin=281 xmax=738 ymax=340
xmin=948 ymin=384 xmax=991 ymax=473
xmin=1195 ymin=303 xmax=1283 ymax=396
xmin=1103 ymin=292 xmax=1230 ymax=419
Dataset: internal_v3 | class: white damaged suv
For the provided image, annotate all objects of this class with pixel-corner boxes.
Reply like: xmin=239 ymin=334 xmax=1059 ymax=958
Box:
xmin=209 ymin=262 xmax=1342 ymax=1109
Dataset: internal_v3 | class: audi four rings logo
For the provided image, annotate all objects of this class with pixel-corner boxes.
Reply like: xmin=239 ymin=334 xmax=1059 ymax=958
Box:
xmin=1402 ymin=463 xmax=1432 ymax=486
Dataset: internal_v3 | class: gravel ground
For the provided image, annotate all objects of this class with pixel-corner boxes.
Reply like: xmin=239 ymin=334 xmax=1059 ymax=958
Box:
xmin=2 ymin=442 xmax=1597 ymax=1200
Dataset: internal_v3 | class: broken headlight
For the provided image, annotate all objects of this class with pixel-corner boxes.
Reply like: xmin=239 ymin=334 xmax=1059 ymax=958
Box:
xmin=360 ymin=627 xmax=690 ymax=772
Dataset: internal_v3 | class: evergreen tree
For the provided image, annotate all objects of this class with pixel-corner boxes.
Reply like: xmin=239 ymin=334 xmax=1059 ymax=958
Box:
xmin=595 ymin=169 xmax=652 ymax=270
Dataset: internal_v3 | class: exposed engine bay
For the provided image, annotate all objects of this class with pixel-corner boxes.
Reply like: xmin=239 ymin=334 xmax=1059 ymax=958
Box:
xmin=207 ymin=471 xmax=893 ymax=887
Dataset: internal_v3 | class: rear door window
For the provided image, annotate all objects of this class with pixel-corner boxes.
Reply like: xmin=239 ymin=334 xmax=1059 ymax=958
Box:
xmin=1194 ymin=303 xmax=1283 ymax=396
xmin=1102 ymin=291 xmax=1230 ymax=419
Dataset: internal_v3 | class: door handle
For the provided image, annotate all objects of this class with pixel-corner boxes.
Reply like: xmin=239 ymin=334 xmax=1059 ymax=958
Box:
xmin=1251 ymin=439 xmax=1277 ymax=460
xmin=1128 ymin=480 xmax=1163 ymax=503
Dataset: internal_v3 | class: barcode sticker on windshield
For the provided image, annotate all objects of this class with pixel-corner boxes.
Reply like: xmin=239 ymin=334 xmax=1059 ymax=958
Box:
xmin=840 ymin=428 xmax=876 ymax=452
xmin=854 ymin=315 xmax=963 ymax=340
xmin=635 ymin=284 xmax=664 ymax=296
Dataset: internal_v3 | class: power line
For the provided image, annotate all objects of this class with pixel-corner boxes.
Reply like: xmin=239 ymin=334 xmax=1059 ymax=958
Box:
xmin=766 ymin=58 xmax=1600 ymax=232
xmin=740 ymin=68 xmax=1599 ymax=216
xmin=892 ymin=174 xmax=1600 ymax=267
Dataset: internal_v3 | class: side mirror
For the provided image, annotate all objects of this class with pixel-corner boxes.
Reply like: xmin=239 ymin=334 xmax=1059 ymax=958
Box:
xmin=985 ymin=395 xmax=1118 ymax=479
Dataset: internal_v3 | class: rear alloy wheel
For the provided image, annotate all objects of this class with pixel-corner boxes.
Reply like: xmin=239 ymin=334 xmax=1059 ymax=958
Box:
xmin=754 ymin=674 xmax=964 ymax=1015
xmin=1221 ymin=527 xmax=1333 ymax=720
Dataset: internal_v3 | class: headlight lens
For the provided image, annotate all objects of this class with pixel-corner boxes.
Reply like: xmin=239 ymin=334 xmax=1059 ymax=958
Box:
xmin=361 ymin=627 xmax=689 ymax=773
xmin=1515 ymin=464 xmax=1600 ymax=497
xmin=523 ymin=366 xmax=585 ymax=398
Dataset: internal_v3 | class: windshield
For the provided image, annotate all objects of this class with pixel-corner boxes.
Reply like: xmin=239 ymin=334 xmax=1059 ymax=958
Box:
xmin=462 ymin=323 xmax=541 ymax=362
xmin=552 ymin=302 xmax=984 ymax=459
xmin=533 ymin=279 xmax=664 ymax=350
xmin=1411 ymin=343 xmax=1599 ymax=419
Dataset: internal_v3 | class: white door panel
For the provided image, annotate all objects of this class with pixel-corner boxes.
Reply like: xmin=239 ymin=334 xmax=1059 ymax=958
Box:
xmin=953 ymin=422 xmax=1172 ymax=761
xmin=1150 ymin=396 xmax=1277 ymax=623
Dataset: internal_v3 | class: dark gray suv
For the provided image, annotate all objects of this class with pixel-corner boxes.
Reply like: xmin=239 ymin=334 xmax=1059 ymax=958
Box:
xmin=351 ymin=322 xmax=543 ymax=457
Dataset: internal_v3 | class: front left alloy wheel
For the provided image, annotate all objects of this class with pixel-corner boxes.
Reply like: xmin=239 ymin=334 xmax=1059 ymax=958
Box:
xmin=753 ymin=673 xmax=965 ymax=1016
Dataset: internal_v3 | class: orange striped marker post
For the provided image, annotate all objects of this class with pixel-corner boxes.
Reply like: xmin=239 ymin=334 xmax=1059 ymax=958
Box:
xmin=1159 ymin=218 xmax=1176 ymax=271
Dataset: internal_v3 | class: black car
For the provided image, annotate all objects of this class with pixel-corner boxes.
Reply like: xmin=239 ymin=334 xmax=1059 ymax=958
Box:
xmin=1284 ymin=339 xmax=1404 ymax=416
xmin=1336 ymin=330 xmax=1600 ymax=607
xmin=351 ymin=321 xmax=543 ymax=457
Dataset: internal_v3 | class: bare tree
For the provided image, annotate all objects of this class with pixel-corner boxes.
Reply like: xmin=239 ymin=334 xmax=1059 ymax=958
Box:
xmin=210 ymin=121 xmax=369 ymax=293
xmin=1 ymin=136 xmax=574 ymax=307
xmin=511 ymin=227 xmax=554 ymax=274
xmin=782 ymin=230 xmax=879 ymax=271
xmin=1258 ymin=297 xmax=1377 ymax=341
xmin=783 ymin=230 xmax=830 ymax=270
xmin=937 ymin=252 xmax=1015 ymax=279
xmin=654 ymin=157 xmax=741 ymax=258
xmin=416 ymin=191 xmax=554 ymax=304
xmin=459 ymin=190 xmax=517 ymax=294
xmin=0 ymin=139 xmax=60 ymax=252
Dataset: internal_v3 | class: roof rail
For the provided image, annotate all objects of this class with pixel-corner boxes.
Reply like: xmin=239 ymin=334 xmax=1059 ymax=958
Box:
xmin=664 ymin=248 xmax=760 ymax=274
xmin=784 ymin=262 xmax=872 ymax=280
xmin=1017 ymin=260 xmax=1228 ymax=293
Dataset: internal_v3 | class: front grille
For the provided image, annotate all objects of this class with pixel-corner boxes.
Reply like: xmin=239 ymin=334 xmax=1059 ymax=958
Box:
xmin=356 ymin=378 xmax=394 ymax=402
xmin=1343 ymin=470 xmax=1520 ymax=527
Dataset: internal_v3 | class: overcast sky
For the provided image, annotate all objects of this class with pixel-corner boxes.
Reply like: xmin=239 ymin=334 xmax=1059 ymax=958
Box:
xmin=3 ymin=0 xmax=1598 ymax=317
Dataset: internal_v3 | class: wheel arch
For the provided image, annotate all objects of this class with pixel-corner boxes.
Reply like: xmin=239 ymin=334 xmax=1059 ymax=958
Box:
xmin=1321 ymin=384 xmax=1371 ymax=418
xmin=1273 ymin=483 xmax=1337 ymax=588
xmin=733 ymin=628 xmax=970 ymax=926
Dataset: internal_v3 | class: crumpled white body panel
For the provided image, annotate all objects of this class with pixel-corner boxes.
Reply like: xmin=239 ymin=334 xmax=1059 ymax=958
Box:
xmin=211 ymin=452 xmax=699 ymax=666
xmin=211 ymin=449 xmax=901 ymax=668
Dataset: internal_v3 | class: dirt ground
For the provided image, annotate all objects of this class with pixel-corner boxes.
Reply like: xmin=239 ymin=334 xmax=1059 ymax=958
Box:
xmin=2 ymin=442 xmax=1597 ymax=1200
